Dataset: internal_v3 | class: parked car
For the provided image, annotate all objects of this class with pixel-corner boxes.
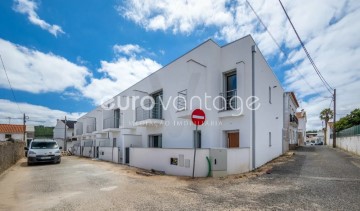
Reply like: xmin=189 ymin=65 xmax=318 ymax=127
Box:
xmin=315 ymin=140 xmax=324 ymax=145
xmin=308 ymin=140 xmax=316 ymax=146
xmin=24 ymin=140 xmax=62 ymax=165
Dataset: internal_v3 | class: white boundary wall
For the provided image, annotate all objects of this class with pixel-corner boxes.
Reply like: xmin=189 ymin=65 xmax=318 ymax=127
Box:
xmin=227 ymin=148 xmax=250 ymax=174
xmin=130 ymin=148 xmax=210 ymax=177
xmin=83 ymin=146 xmax=93 ymax=158
xmin=99 ymin=147 xmax=120 ymax=163
xmin=334 ymin=136 xmax=360 ymax=156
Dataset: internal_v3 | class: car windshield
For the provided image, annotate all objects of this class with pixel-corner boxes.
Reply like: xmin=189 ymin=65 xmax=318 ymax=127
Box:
xmin=31 ymin=142 xmax=58 ymax=149
xmin=311 ymin=140 xmax=315 ymax=143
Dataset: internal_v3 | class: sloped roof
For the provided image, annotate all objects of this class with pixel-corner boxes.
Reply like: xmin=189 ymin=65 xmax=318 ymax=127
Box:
xmin=0 ymin=124 xmax=25 ymax=133
xmin=290 ymin=92 xmax=299 ymax=107
xmin=61 ymin=120 xmax=76 ymax=129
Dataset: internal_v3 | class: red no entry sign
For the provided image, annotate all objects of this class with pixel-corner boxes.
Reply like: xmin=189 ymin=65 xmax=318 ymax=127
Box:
xmin=191 ymin=109 xmax=206 ymax=126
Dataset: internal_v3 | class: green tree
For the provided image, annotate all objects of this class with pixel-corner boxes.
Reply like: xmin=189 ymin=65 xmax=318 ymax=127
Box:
xmin=320 ymin=108 xmax=334 ymax=145
xmin=334 ymin=108 xmax=360 ymax=132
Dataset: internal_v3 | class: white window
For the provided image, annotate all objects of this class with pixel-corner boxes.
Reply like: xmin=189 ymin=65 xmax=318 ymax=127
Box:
xmin=269 ymin=86 xmax=272 ymax=104
xmin=149 ymin=134 xmax=162 ymax=148
xmin=269 ymin=132 xmax=272 ymax=147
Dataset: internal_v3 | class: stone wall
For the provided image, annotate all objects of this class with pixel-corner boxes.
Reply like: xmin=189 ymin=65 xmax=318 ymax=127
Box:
xmin=0 ymin=141 xmax=25 ymax=175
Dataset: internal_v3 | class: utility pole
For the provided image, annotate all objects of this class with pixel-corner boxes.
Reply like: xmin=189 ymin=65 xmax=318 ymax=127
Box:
xmin=64 ymin=116 xmax=67 ymax=151
xmin=333 ymin=89 xmax=336 ymax=148
xmin=23 ymin=113 xmax=26 ymax=142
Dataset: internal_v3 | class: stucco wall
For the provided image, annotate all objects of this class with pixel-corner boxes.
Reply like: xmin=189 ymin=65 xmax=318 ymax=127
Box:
xmin=0 ymin=141 xmax=25 ymax=175
xmin=99 ymin=147 xmax=120 ymax=163
xmin=227 ymin=148 xmax=250 ymax=174
xmin=82 ymin=146 xmax=93 ymax=158
xmin=0 ymin=133 xmax=23 ymax=141
xmin=330 ymin=136 xmax=360 ymax=156
xmin=130 ymin=148 xmax=210 ymax=177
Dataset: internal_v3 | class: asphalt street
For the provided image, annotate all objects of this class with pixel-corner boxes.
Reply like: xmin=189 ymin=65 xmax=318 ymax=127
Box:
xmin=0 ymin=146 xmax=359 ymax=210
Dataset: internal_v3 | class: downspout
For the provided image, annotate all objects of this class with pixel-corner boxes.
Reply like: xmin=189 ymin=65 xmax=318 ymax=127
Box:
xmin=251 ymin=45 xmax=256 ymax=170
xmin=282 ymin=93 xmax=285 ymax=154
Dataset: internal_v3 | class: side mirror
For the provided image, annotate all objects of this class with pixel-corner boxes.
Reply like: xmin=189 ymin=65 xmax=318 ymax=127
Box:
xmin=24 ymin=147 xmax=28 ymax=150
xmin=59 ymin=146 xmax=63 ymax=150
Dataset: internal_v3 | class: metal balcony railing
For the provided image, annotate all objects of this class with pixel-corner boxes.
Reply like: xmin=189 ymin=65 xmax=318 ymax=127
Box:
xmin=76 ymin=128 xmax=83 ymax=135
xmin=103 ymin=117 xmax=121 ymax=129
xmin=219 ymin=89 xmax=238 ymax=111
xmin=290 ymin=114 xmax=298 ymax=125
xmin=177 ymin=89 xmax=187 ymax=111
xmin=136 ymin=103 xmax=163 ymax=122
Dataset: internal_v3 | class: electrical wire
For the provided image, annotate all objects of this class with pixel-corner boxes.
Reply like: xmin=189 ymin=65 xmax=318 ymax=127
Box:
xmin=0 ymin=54 xmax=22 ymax=114
xmin=245 ymin=0 xmax=318 ymax=94
xmin=278 ymin=0 xmax=334 ymax=95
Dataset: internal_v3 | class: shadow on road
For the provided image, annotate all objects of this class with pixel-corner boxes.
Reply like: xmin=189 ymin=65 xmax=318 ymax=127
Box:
xmin=20 ymin=161 xmax=58 ymax=167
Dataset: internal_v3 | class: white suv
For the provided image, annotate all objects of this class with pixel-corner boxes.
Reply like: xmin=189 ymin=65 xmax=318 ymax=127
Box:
xmin=25 ymin=140 xmax=62 ymax=165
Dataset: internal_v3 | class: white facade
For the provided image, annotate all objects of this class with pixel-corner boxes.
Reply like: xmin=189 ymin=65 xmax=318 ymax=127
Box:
xmin=0 ymin=133 xmax=23 ymax=141
xmin=296 ymin=110 xmax=307 ymax=146
xmin=76 ymin=35 xmax=285 ymax=176
xmin=53 ymin=120 xmax=75 ymax=139
xmin=283 ymin=92 xmax=299 ymax=151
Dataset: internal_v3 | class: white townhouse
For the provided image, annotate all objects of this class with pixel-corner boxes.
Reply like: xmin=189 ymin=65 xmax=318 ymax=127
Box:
xmin=53 ymin=119 xmax=77 ymax=150
xmin=75 ymin=35 xmax=285 ymax=177
xmin=283 ymin=92 xmax=299 ymax=151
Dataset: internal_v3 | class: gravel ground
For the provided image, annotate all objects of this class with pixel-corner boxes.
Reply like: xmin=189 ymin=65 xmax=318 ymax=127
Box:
xmin=0 ymin=146 xmax=359 ymax=211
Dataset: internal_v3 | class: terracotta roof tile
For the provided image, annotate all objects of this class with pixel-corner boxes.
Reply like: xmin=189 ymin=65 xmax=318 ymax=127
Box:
xmin=0 ymin=124 xmax=25 ymax=133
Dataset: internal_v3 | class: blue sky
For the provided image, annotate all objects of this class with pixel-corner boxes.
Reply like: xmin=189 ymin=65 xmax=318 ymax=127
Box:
xmin=0 ymin=0 xmax=359 ymax=129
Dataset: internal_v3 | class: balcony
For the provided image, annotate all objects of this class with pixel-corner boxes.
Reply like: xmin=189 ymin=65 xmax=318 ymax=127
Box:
xmin=86 ymin=124 xmax=96 ymax=133
xmin=103 ymin=117 xmax=121 ymax=130
xmin=76 ymin=128 xmax=83 ymax=136
xmin=219 ymin=89 xmax=238 ymax=111
xmin=177 ymin=89 xmax=187 ymax=111
xmin=135 ymin=103 xmax=164 ymax=126
xmin=290 ymin=114 xmax=298 ymax=125
xmin=74 ymin=122 xmax=83 ymax=136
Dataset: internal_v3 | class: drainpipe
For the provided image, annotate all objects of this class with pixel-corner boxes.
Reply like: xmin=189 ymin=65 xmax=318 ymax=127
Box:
xmin=251 ymin=45 xmax=256 ymax=170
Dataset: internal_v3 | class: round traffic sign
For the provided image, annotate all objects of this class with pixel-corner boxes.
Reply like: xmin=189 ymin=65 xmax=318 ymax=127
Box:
xmin=191 ymin=109 xmax=206 ymax=126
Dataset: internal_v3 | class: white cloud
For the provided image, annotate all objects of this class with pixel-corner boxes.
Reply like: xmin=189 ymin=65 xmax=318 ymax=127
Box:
xmin=81 ymin=57 xmax=162 ymax=104
xmin=0 ymin=38 xmax=91 ymax=93
xmin=113 ymin=44 xmax=144 ymax=56
xmin=119 ymin=0 xmax=360 ymax=130
xmin=118 ymin=0 xmax=234 ymax=34
xmin=0 ymin=99 xmax=85 ymax=126
xmin=13 ymin=0 xmax=65 ymax=36
xmin=0 ymin=38 xmax=161 ymax=106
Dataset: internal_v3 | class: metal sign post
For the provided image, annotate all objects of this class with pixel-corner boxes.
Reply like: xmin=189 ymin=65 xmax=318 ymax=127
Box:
xmin=191 ymin=109 xmax=206 ymax=178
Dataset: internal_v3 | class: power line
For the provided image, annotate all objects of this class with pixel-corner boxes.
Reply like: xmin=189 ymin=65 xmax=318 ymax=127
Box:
xmin=278 ymin=0 xmax=333 ymax=95
xmin=245 ymin=0 xmax=318 ymax=94
xmin=0 ymin=54 xmax=22 ymax=114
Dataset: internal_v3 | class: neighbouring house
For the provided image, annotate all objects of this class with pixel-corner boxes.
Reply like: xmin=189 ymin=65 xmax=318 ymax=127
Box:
xmin=283 ymin=92 xmax=299 ymax=151
xmin=75 ymin=35 xmax=285 ymax=177
xmin=325 ymin=121 xmax=334 ymax=146
xmin=53 ymin=119 xmax=77 ymax=150
xmin=296 ymin=109 xmax=307 ymax=146
xmin=0 ymin=124 xmax=25 ymax=141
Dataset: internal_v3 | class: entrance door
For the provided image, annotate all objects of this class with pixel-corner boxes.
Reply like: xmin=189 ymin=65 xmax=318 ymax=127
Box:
xmin=228 ymin=132 xmax=239 ymax=148
xmin=125 ymin=147 xmax=130 ymax=164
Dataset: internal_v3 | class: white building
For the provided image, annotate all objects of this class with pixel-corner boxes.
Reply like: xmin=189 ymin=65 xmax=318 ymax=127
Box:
xmin=0 ymin=124 xmax=25 ymax=141
xmin=296 ymin=109 xmax=307 ymax=146
xmin=75 ymin=35 xmax=285 ymax=177
xmin=53 ymin=119 xmax=76 ymax=150
xmin=283 ymin=92 xmax=299 ymax=151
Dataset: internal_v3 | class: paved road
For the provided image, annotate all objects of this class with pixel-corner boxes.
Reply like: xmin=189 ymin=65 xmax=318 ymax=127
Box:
xmin=0 ymin=146 xmax=359 ymax=210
